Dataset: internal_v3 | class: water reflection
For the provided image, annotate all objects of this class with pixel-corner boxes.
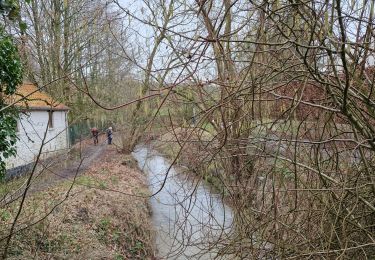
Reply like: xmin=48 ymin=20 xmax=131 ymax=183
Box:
xmin=132 ymin=146 xmax=233 ymax=259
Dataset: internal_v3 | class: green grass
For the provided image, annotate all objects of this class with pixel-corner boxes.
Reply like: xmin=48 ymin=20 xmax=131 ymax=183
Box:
xmin=130 ymin=241 xmax=145 ymax=256
xmin=96 ymin=217 xmax=112 ymax=243
xmin=75 ymin=176 xmax=107 ymax=190
xmin=110 ymin=176 xmax=119 ymax=184
xmin=0 ymin=175 xmax=27 ymax=198
xmin=0 ymin=208 xmax=11 ymax=221
xmin=98 ymin=180 xmax=107 ymax=189
xmin=201 ymin=122 xmax=216 ymax=134
xmin=76 ymin=176 xmax=95 ymax=186
xmin=114 ymin=254 xmax=125 ymax=260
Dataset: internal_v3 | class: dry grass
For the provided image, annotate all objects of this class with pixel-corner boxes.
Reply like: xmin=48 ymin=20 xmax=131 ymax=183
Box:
xmin=0 ymin=146 xmax=155 ymax=259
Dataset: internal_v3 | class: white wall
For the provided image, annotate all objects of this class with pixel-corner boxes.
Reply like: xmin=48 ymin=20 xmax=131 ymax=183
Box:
xmin=5 ymin=110 xmax=69 ymax=169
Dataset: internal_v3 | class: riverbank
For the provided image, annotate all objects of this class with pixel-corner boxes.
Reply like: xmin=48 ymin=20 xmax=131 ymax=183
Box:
xmin=152 ymin=128 xmax=225 ymax=194
xmin=0 ymin=146 xmax=155 ymax=259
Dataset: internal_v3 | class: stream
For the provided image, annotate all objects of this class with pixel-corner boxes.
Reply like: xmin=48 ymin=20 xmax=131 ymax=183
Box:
xmin=132 ymin=145 xmax=233 ymax=259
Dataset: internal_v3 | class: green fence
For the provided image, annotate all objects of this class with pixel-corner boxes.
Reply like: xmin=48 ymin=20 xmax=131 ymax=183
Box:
xmin=68 ymin=120 xmax=108 ymax=146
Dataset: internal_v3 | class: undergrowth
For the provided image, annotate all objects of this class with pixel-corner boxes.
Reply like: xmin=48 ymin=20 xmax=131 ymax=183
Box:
xmin=0 ymin=146 xmax=155 ymax=259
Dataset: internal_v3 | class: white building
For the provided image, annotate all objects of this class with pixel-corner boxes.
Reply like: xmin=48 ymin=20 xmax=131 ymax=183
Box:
xmin=6 ymin=83 xmax=70 ymax=177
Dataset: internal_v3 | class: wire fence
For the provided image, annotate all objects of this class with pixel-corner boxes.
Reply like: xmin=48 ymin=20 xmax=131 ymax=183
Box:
xmin=68 ymin=120 xmax=109 ymax=146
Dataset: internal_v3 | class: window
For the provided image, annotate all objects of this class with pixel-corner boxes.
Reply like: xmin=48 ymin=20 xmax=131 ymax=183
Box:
xmin=48 ymin=110 xmax=54 ymax=129
xmin=15 ymin=119 xmax=19 ymax=132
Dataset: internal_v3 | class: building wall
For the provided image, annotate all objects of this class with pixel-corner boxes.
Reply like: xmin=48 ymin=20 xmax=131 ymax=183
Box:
xmin=5 ymin=110 xmax=69 ymax=170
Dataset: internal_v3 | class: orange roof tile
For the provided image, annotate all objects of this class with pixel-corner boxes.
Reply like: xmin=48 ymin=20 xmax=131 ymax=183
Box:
xmin=7 ymin=83 xmax=69 ymax=111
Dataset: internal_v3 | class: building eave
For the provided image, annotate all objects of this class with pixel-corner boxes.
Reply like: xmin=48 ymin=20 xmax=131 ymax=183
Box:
xmin=19 ymin=106 xmax=70 ymax=112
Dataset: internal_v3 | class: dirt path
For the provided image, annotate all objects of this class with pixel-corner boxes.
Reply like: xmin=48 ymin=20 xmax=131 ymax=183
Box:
xmin=31 ymin=137 xmax=110 ymax=192
xmin=2 ymin=137 xmax=111 ymax=205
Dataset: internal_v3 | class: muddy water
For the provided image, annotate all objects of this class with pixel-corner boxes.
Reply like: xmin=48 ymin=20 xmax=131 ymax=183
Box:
xmin=132 ymin=146 xmax=233 ymax=260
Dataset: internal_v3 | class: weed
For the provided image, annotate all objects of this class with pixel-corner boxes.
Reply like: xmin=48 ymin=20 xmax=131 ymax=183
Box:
xmin=115 ymin=254 xmax=125 ymax=260
xmin=96 ymin=217 xmax=111 ymax=243
xmin=130 ymin=240 xmax=145 ymax=256
xmin=98 ymin=180 xmax=107 ymax=189
xmin=112 ymin=229 xmax=122 ymax=244
xmin=111 ymin=176 xmax=119 ymax=184
xmin=0 ymin=209 xmax=11 ymax=221
xmin=76 ymin=176 xmax=95 ymax=186
xmin=99 ymin=217 xmax=111 ymax=230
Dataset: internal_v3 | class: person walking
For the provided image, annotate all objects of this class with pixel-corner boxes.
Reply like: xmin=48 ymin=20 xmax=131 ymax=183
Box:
xmin=91 ymin=127 xmax=99 ymax=145
xmin=106 ymin=126 xmax=113 ymax=145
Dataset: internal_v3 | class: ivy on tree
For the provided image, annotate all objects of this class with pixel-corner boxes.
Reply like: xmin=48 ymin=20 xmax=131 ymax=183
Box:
xmin=0 ymin=0 xmax=23 ymax=179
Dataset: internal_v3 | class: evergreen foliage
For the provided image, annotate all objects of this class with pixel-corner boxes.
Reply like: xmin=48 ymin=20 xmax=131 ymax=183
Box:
xmin=0 ymin=0 xmax=23 ymax=179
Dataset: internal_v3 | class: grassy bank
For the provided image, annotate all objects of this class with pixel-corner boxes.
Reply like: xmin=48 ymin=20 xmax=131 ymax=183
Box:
xmin=0 ymin=146 xmax=154 ymax=259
